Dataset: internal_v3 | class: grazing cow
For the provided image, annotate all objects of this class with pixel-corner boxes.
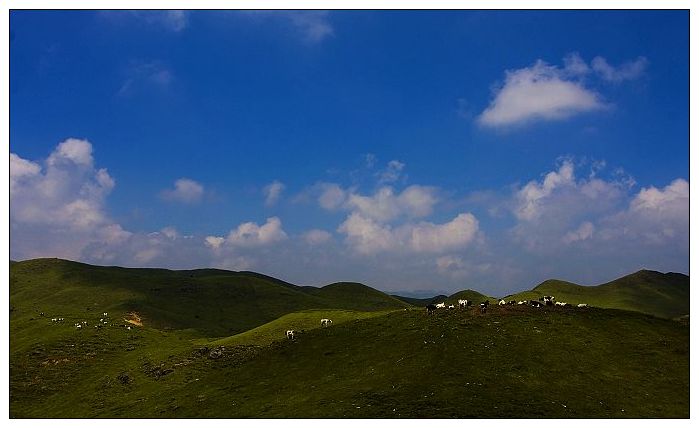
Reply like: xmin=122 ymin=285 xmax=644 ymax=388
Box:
xmin=426 ymin=304 xmax=437 ymax=315
xmin=541 ymin=296 xmax=556 ymax=306
xmin=481 ymin=300 xmax=490 ymax=307
xmin=498 ymin=299 xmax=506 ymax=306
xmin=530 ymin=300 xmax=543 ymax=308
xmin=448 ymin=304 xmax=455 ymax=309
xmin=457 ymin=299 xmax=469 ymax=309
xmin=51 ymin=318 xmax=57 ymax=322
xmin=507 ymin=300 xmax=516 ymax=305
xmin=479 ymin=302 xmax=488 ymax=314
xmin=435 ymin=302 xmax=446 ymax=309
xmin=517 ymin=300 xmax=527 ymax=305
xmin=103 ymin=312 xmax=108 ymax=316
xmin=577 ymin=303 xmax=588 ymax=308
xmin=285 ymin=330 xmax=295 ymax=340
xmin=320 ymin=318 xmax=333 ymax=327
xmin=555 ymin=301 xmax=568 ymax=307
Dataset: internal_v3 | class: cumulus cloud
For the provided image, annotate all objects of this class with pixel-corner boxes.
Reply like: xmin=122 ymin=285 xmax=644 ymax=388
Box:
xmin=509 ymin=160 xmax=629 ymax=251
xmin=478 ymin=53 xmax=650 ymax=128
xmin=598 ymin=179 xmax=689 ymax=245
xmin=346 ymin=185 xmax=439 ymax=222
xmin=206 ymin=217 xmax=288 ymax=249
xmin=562 ymin=221 xmax=595 ymax=244
xmin=263 ymin=180 xmax=286 ymax=206
xmin=10 ymin=139 xmax=128 ymax=260
xmin=317 ymin=182 xmax=347 ymax=210
xmin=161 ymin=178 xmax=204 ymax=204
xmin=302 ymin=229 xmax=333 ymax=245
xmin=338 ymin=212 xmax=479 ymax=255
xmin=478 ymin=59 xmax=604 ymax=127
xmin=591 ymin=56 xmax=648 ymax=83
xmin=515 ymin=160 xmax=576 ymax=221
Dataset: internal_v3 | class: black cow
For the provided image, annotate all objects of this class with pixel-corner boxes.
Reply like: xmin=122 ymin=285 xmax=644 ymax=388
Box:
xmin=426 ymin=304 xmax=437 ymax=315
xmin=479 ymin=302 xmax=488 ymax=313
xmin=530 ymin=300 xmax=543 ymax=308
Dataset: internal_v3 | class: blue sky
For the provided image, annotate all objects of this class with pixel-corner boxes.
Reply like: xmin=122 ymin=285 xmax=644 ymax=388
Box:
xmin=9 ymin=10 xmax=689 ymax=296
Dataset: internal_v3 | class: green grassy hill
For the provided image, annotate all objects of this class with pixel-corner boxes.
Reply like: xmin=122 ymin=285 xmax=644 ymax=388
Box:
xmin=9 ymin=259 xmax=690 ymax=418
xmin=504 ymin=270 xmax=689 ymax=319
xmin=10 ymin=305 xmax=688 ymax=418
xmin=10 ymin=258 xmax=408 ymax=341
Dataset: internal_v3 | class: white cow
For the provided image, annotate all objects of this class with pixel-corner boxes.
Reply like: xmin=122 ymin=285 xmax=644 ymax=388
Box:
xmin=321 ymin=318 xmax=333 ymax=327
xmin=555 ymin=301 xmax=568 ymax=307
xmin=458 ymin=299 xmax=469 ymax=309
xmin=285 ymin=330 xmax=295 ymax=339
xmin=498 ymin=299 xmax=506 ymax=306
xmin=448 ymin=304 xmax=455 ymax=309
xmin=577 ymin=303 xmax=588 ymax=308
xmin=435 ymin=302 xmax=446 ymax=309
xmin=517 ymin=301 xmax=527 ymax=305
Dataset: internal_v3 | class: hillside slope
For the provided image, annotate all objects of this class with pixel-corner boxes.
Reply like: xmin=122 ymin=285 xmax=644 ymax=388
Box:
xmin=505 ymin=270 xmax=689 ymax=319
xmin=9 ymin=258 xmax=408 ymax=339
xmin=10 ymin=305 xmax=688 ymax=418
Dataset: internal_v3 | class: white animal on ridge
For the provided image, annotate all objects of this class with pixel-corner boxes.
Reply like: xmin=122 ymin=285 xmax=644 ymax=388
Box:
xmin=285 ymin=330 xmax=295 ymax=339
xmin=321 ymin=318 xmax=333 ymax=327
xmin=458 ymin=299 xmax=469 ymax=309
xmin=435 ymin=302 xmax=446 ymax=309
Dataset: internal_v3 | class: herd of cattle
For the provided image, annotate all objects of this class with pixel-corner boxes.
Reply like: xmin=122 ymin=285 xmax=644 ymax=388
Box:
xmin=285 ymin=297 xmax=590 ymax=339
xmin=426 ymin=296 xmax=589 ymax=314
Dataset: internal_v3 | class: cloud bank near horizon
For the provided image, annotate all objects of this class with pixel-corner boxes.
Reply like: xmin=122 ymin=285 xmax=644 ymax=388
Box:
xmin=9 ymin=139 xmax=688 ymax=296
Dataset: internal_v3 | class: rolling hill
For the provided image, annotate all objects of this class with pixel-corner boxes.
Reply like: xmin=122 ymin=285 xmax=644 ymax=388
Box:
xmin=503 ymin=270 xmax=689 ymax=319
xmin=9 ymin=258 xmax=408 ymax=340
xmin=9 ymin=258 xmax=690 ymax=418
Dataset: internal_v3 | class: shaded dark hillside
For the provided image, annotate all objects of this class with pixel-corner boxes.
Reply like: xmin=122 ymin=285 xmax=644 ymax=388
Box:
xmin=9 ymin=258 xmax=407 ymax=338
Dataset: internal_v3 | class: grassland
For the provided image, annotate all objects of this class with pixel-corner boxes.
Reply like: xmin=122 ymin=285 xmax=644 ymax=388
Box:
xmin=9 ymin=258 xmax=690 ymax=418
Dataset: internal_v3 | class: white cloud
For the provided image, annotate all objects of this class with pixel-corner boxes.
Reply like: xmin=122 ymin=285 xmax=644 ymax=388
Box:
xmin=263 ymin=180 xmax=286 ymax=206
xmin=118 ymin=61 xmax=174 ymax=97
xmin=223 ymin=217 xmax=288 ymax=247
xmin=377 ymin=160 xmax=406 ymax=184
xmin=243 ymin=11 xmax=334 ymax=43
xmin=562 ymin=52 xmax=591 ymax=76
xmin=346 ymin=185 xmax=439 ymax=222
xmin=515 ymin=160 xmax=576 ymax=220
xmin=409 ymin=214 xmax=480 ymax=253
xmin=317 ymin=182 xmax=347 ymax=210
xmin=47 ymin=138 xmax=94 ymax=167
xmin=338 ymin=212 xmax=479 ymax=255
xmin=592 ymin=56 xmax=648 ymax=82
xmin=337 ymin=213 xmax=395 ymax=254
xmin=161 ymin=178 xmax=204 ymax=204
xmin=302 ymin=229 xmax=332 ymax=245
xmin=10 ymin=139 xmax=124 ymax=260
xmin=204 ymin=236 xmax=225 ymax=250
xmin=104 ymin=10 xmax=189 ymax=32
xmin=478 ymin=59 xmax=604 ymax=127
xmin=562 ymin=221 xmax=595 ymax=244
xmin=286 ymin=11 xmax=334 ymax=43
